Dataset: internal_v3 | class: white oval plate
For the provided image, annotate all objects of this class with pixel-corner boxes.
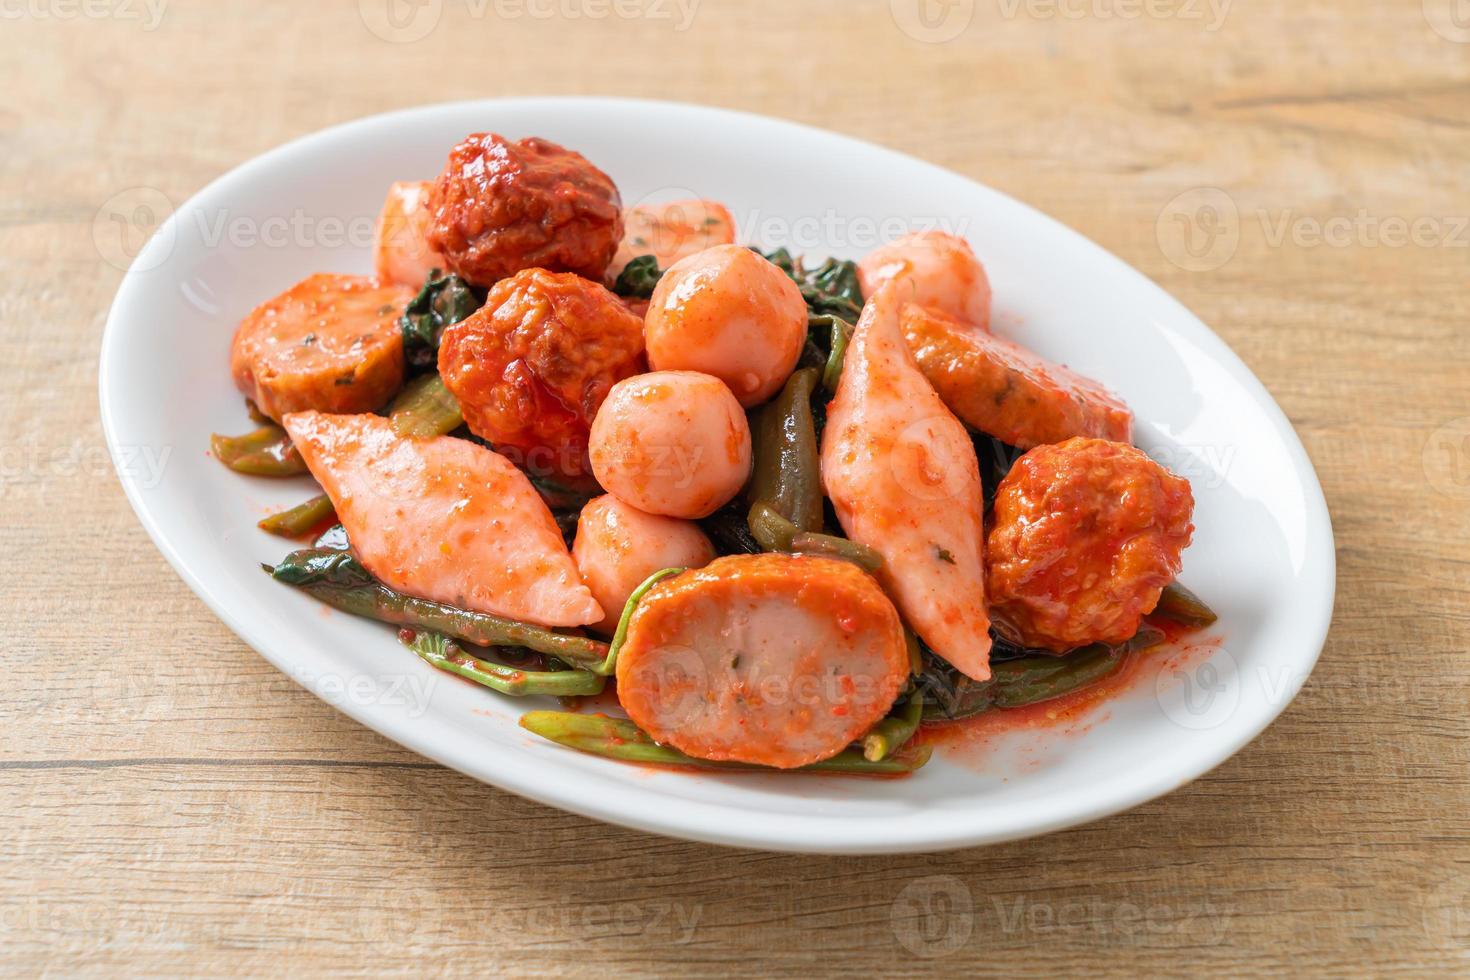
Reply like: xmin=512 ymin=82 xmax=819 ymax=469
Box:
xmin=100 ymin=98 xmax=1334 ymax=854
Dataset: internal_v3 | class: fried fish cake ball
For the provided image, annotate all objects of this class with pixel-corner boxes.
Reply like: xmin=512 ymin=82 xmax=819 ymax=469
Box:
xmin=425 ymin=133 xmax=622 ymax=286
xmin=437 ymin=268 xmax=644 ymax=479
xmin=987 ymin=438 xmax=1195 ymax=651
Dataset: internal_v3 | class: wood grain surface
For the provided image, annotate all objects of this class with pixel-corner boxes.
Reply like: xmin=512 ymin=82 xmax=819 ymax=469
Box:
xmin=3 ymin=0 xmax=1468 ymax=974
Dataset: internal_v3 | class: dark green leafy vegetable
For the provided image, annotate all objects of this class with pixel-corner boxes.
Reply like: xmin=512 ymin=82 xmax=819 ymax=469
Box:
xmin=519 ymin=711 xmax=933 ymax=774
xmin=611 ymin=255 xmax=663 ymax=298
xmin=917 ymin=624 xmax=1165 ymax=722
xmin=762 ymin=248 xmax=864 ymax=322
xmin=402 ymin=630 xmax=606 ymax=697
xmin=387 ymin=373 xmax=463 ymax=437
xmin=210 ymin=425 xmax=308 ymax=477
xmin=1154 ymin=581 xmax=1219 ymax=627
xmin=257 ymin=493 xmax=335 ymax=538
xmin=699 ymin=501 xmax=763 ymax=556
xmin=863 ymin=691 xmax=924 ymax=762
xmin=400 ymin=269 xmax=482 ymax=372
xmin=268 ymin=548 xmax=377 ymax=588
xmin=749 ymin=367 xmax=823 ymax=533
xmin=314 ymin=523 xmax=351 ymax=551
xmin=267 ymin=548 xmax=609 ymax=666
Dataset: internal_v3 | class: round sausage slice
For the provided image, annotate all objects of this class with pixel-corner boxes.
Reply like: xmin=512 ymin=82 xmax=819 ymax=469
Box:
xmin=615 ymin=553 xmax=910 ymax=769
xmin=230 ymin=273 xmax=411 ymax=423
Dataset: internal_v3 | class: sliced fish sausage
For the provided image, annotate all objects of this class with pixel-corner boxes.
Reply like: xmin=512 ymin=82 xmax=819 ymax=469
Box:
xmin=903 ymin=304 xmax=1133 ymax=450
xmin=373 ymin=181 xmax=447 ymax=288
xmin=610 ymin=199 xmax=737 ymax=279
xmin=282 ymin=411 xmax=602 ymax=628
xmin=615 ymin=553 xmax=910 ymax=769
xmin=821 ymin=284 xmax=993 ymax=681
xmin=230 ymin=273 xmax=411 ymax=423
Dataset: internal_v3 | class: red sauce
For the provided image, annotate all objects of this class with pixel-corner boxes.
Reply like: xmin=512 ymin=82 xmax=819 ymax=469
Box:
xmin=920 ymin=617 xmax=1222 ymax=773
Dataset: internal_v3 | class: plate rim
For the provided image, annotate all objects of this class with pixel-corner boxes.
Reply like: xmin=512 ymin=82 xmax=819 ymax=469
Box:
xmin=98 ymin=95 xmax=1336 ymax=854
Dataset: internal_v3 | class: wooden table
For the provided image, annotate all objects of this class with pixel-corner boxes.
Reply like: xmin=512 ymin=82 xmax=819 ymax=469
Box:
xmin=4 ymin=0 xmax=1467 ymax=974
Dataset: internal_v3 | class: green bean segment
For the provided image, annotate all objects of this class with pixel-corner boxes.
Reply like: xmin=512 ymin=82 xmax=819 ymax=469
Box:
xmin=404 ymin=631 xmax=605 ymax=697
xmin=863 ymin=692 xmax=924 ymax=762
xmin=210 ymin=425 xmax=307 ymax=477
xmin=520 ymin=711 xmax=932 ymax=774
xmin=1154 ymin=581 xmax=1219 ymax=627
xmin=387 ymin=373 xmax=464 ymax=437
xmin=268 ymin=548 xmax=608 ymax=666
xmin=747 ymin=503 xmax=884 ymax=571
xmin=257 ymin=493 xmax=335 ymax=537
xmin=749 ymin=367 xmax=823 ymax=532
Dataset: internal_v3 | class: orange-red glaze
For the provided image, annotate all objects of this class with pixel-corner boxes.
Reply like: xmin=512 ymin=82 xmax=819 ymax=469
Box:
xmin=373 ymin=181 xmax=447 ymax=288
xmin=987 ymin=438 xmax=1194 ymax=651
xmin=610 ymin=199 xmax=736 ymax=279
xmin=588 ymin=371 xmax=751 ymax=519
xmin=820 ymin=283 xmax=993 ymax=681
xmin=858 ymin=231 xmax=992 ymax=330
xmin=438 ymin=268 xmax=645 ymax=479
xmin=425 ymin=133 xmax=622 ymax=286
xmin=229 ymin=273 xmax=411 ymax=423
xmin=903 ymin=304 xmax=1133 ymax=449
xmin=282 ymin=411 xmax=602 ymax=628
xmin=615 ymin=554 xmax=909 ymax=769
